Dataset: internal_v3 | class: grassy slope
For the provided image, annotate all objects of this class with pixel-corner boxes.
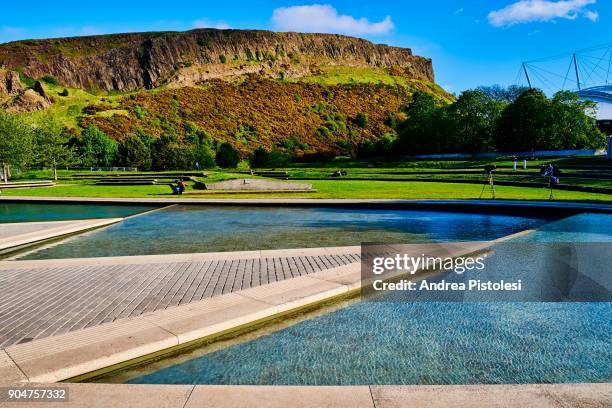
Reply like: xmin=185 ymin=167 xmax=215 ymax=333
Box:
xmin=19 ymin=81 xmax=131 ymax=128
xmin=293 ymin=66 xmax=453 ymax=103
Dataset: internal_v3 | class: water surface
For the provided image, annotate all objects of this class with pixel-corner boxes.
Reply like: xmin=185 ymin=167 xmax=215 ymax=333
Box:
xmin=118 ymin=213 xmax=612 ymax=385
xmin=0 ymin=202 xmax=157 ymax=223
xmin=20 ymin=206 xmax=552 ymax=259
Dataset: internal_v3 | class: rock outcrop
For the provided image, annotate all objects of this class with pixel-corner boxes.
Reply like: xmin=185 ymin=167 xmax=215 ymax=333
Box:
xmin=0 ymin=29 xmax=434 ymax=92
xmin=0 ymin=70 xmax=22 ymax=96
xmin=1 ymin=76 xmax=51 ymax=113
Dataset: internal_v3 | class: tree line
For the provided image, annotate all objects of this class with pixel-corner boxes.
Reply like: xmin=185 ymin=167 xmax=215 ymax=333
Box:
xmin=0 ymin=114 xmax=242 ymax=180
xmin=358 ymin=87 xmax=606 ymax=158
xmin=1 ymin=86 xmax=606 ymax=179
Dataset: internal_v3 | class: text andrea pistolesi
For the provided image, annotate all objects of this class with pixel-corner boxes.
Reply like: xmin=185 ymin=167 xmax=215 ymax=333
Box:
xmin=370 ymin=254 xmax=522 ymax=292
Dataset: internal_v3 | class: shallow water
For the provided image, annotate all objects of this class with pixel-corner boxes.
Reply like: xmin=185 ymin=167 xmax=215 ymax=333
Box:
xmin=124 ymin=302 xmax=611 ymax=385
xmin=118 ymin=214 xmax=612 ymax=385
xmin=19 ymin=206 xmax=553 ymax=259
xmin=0 ymin=202 xmax=157 ymax=223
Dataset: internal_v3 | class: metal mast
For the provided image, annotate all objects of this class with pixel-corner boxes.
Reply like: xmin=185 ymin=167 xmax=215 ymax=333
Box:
xmin=522 ymin=62 xmax=532 ymax=88
xmin=573 ymin=53 xmax=581 ymax=90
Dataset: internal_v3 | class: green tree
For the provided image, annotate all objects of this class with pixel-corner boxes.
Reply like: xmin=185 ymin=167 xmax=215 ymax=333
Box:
xmin=0 ymin=112 xmax=34 ymax=181
xmin=215 ymin=142 xmax=240 ymax=168
xmin=496 ymin=89 xmax=553 ymax=152
xmin=396 ymin=91 xmax=443 ymax=154
xmin=34 ymin=117 xmax=77 ymax=180
xmin=249 ymin=147 xmax=270 ymax=168
xmin=192 ymin=143 xmax=215 ymax=169
xmin=444 ymin=90 xmax=504 ymax=154
xmin=549 ymin=91 xmax=606 ymax=149
xmin=183 ymin=128 xmax=215 ymax=169
xmin=117 ymin=134 xmax=151 ymax=170
xmin=477 ymin=85 xmax=529 ymax=103
xmin=79 ymin=125 xmax=118 ymax=167
xmin=151 ymin=135 xmax=183 ymax=170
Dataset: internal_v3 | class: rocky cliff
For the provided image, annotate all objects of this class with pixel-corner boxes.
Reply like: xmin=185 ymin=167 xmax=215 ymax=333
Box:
xmin=0 ymin=29 xmax=434 ymax=92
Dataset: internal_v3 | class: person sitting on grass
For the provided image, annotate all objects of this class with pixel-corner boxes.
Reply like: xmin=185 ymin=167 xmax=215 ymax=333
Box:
xmin=170 ymin=181 xmax=180 ymax=195
xmin=177 ymin=179 xmax=186 ymax=195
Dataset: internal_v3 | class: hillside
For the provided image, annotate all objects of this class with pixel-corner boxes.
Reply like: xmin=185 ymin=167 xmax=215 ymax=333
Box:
xmin=80 ymin=74 xmax=449 ymax=156
xmin=0 ymin=28 xmax=452 ymax=156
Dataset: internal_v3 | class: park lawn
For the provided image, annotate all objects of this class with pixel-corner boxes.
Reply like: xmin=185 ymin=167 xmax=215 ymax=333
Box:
xmin=2 ymin=179 xmax=611 ymax=202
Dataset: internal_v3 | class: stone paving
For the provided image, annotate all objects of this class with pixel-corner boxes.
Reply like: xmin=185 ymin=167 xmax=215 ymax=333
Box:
xmin=0 ymin=251 xmax=360 ymax=347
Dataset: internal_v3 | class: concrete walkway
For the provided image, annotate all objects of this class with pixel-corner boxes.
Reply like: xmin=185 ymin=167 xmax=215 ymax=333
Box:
xmin=2 ymin=196 xmax=612 ymax=213
xmin=0 ymin=383 xmax=609 ymax=407
xmin=0 ymin=247 xmax=360 ymax=348
xmin=0 ymin=219 xmax=123 ymax=252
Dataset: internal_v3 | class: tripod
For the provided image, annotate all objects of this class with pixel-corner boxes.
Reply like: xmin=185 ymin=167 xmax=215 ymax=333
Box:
xmin=548 ymin=176 xmax=557 ymax=200
xmin=479 ymin=172 xmax=496 ymax=199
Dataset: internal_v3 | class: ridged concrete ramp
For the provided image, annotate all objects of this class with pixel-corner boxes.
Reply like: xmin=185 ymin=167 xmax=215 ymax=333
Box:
xmin=0 ymin=247 xmax=360 ymax=348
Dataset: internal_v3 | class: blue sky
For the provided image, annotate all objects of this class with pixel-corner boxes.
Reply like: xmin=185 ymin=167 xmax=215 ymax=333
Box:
xmin=1 ymin=1 xmax=610 ymax=93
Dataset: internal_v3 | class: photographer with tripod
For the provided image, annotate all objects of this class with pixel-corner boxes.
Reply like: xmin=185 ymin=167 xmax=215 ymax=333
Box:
xmin=479 ymin=164 xmax=497 ymax=199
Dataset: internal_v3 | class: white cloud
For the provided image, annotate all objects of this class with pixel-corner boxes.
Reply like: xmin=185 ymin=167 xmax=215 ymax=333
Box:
xmin=454 ymin=8 xmax=465 ymax=15
xmin=271 ymin=4 xmax=394 ymax=36
xmin=193 ymin=19 xmax=231 ymax=30
xmin=584 ymin=10 xmax=600 ymax=21
xmin=488 ymin=0 xmax=599 ymax=27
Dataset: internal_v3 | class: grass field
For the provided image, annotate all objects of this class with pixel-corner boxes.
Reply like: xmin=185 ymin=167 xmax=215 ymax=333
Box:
xmin=2 ymin=178 xmax=611 ymax=202
xmin=3 ymin=157 xmax=611 ymax=202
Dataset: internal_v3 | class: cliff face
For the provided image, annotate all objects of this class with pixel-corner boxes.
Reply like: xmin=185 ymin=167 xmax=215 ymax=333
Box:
xmin=0 ymin=29 xmax=434 ymax=92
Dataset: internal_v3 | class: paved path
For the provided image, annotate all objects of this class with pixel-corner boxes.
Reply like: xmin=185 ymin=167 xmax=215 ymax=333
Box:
xmin=0 ymin=219 xmax=122 ymax=252
xmin=0 ymin=383 xmax=609 ymax=407
xmin=0 ymin=248 xmax=360 ymax=347
xmin=2 ymin=196 xmax=612 ymax=213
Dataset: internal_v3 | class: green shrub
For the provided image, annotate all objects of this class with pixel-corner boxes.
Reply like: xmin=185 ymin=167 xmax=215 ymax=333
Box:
xmin=337 ymin=140 xmax=352 ymax=150
xmin=41 ymin=74 xmax=59 ymax=85
xmin=316 ymin=126 xmax=331 ymax=139
xmin=324 ymin=121 xmax=339 ymax=132
xmin=219 ymin=54 xmax=227 ymax=64
xmin=322 ymin=88 xmax=334 ymax=99
xmin=14 ymin=68 xmax=36 ymax=88
xmin=197 ymin=39 xmax=209 ymax=48
xmin=58 ymin=88 xmax=69 ymax=97
xmin=356 ymin=112 xmax=369 ymax=128
xmin=134 ymin=105 xmax=146 ymax=120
